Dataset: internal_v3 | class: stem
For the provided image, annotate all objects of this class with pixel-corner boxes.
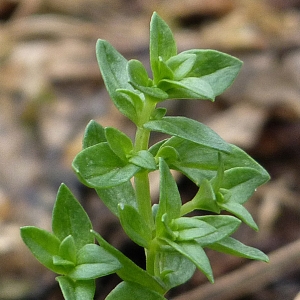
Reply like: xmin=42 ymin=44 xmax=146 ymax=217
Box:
xmin=134 ymin=97 xmax=156 ymax=229
xmin=133 ymin=97 xmax=157 ymax=274
xmin=134 ymin=171 xmax=153 ymax=228
xmin=146 ymin=238 xmax=160 ymax=276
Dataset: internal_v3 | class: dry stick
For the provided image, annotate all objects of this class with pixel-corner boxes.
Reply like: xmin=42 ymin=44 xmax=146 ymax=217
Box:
xmin=173 ymin=239 xmax=300 ymax=300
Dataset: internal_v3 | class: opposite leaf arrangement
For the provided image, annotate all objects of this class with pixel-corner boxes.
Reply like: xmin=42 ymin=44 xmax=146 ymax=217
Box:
xmin=20 ymin=12 xmax=270 ymax=300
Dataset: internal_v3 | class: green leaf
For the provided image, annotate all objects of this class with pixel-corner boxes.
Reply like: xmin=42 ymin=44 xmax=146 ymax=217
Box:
xmin=144 ymin=117 xmax=231 ymax=153
xmin=159 ymin=77 xmax=215 ymax=100
xmin=96 ymin=181 xmax=137 ymax=216
xmin=157 ymin=57 xmax=174 ymax=80
xmin=212 ymin=153 xmax=225 ymax=193
xmin=149 ymin=140 xmax=167 ymax=157
xmin=195 ymin=215 xmax=241 ymax=246
xmin=58 ymin=235 xmax=77 ymax=264
xmin=92 ymin=230 xmax=165 ymax=294
xmin=161 ymin=213 xmax=178 ymax=241
xmin=118 ymin=204 xmax=152 ymax=248
xmin=189 ymin=178 xmax=220 ymax=213
xmin=224 ymin=145 xmax=270 ymax=178
xmin=105 ymin=127 xmax=133 ymax=162
xmin=150 ymin=12 xmax=177 ymax=84
xmin=56 ymin=276 xmax=95 ymax=300
xmin=216 ymin=167 xmax=267 ymax=204
xmin=156 ymin=145 xmax=179 ymax=163
xmin=162 ymin=238 xmax=214 ymax=283
xmin=208 ymin=237 xmax=269 ymax=262
xmin=128 ymin=59 xmax=151 ymax=88
xmin=68 ymin=244 xmax=121 ymax=280
xmin=106 ymin=281 xmax=166 ymax=300
xmin=96 ymin=39 xmax=139 ymax=124
xmin=170 ymin=217 xmax=216 ymax=241
xmin=83 ymin=120 xmax=106 ymax=149
xmin=219 ymin=201 xmax=258 ymax=231
xmin=158 ymin=251 xmax=196 ymax=289
xmin=161 ymin=137 xmax=270 ymax=186
xmin=52 ymin=184 xmax=93 ymax=249
xmin=116 ymin=89 xmax=144 ymax=120
xmin=151 ymin=107 xmax=167 ymax=120
xmin=132 ymin=86 xmax=169 ymax=101
xmin=72 ymin=142 xmax=141 ymax=188
xmin=181 ymin=49 xmax=243 ymax=96
xmin=53 ymin=256 xmax=75 ymax=268
xmin=167 ymin=53 xmax=196 ymax=80
xmin=127 ymin=58 xmax=168 ymax=100
xmin=129 ymin=150 xmax=157 ymax=170
xmin=20 ymin=226 xmax=66 ymax=274
xmin=156 ymin=158 xmax=181 ymax=236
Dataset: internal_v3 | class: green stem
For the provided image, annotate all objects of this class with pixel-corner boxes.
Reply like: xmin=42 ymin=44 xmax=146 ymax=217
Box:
xmin=146 ymin=239 xmax=160 ymax=276
xmin=134 ymin=171 xmax=153 ymax=229
xmin=134 ymin=97 xmax=156 ymax=229
xmin=133 ymin=97 xmax=157 ymax=273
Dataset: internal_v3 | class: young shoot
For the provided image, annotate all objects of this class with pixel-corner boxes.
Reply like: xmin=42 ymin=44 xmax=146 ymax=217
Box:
xmin=21 ymin=12 xmax=270 ymax=300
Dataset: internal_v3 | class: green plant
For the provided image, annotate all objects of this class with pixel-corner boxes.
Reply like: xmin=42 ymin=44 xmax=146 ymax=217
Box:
xmin=20 ymin=12 xmax=270 ymax=299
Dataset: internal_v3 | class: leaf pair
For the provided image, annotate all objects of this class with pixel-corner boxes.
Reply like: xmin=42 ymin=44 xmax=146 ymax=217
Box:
xmin=73 ymin=114 xmax=235 ymax=194
xmin=73 ymin=120 xmax=158 ymax=190
xmin=20 ymin=184 xmax=122 ymax=300
xmin=149 ymin=133 xmax=269 ymax=232
xmin=156 ymin=136 xmax=270 ymax=186
xmin=153 ymin=136 xmax=269 ymax=231
xmin=96 ymin=13 xmax=243 ymax=125
xmin=149 ymin=13 xmax=242 ymax=101
xmin=96 ymin=40 xmax=144 ymax=125
xmin=154 ymin=160 xmax=268 ymax=284
xmin=153 ymin=160 xmax=212 ymax=282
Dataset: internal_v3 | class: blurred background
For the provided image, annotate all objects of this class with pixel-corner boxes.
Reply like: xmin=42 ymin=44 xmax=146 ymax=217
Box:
xmin=1 ymin=0 xmax=300 ymax=299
